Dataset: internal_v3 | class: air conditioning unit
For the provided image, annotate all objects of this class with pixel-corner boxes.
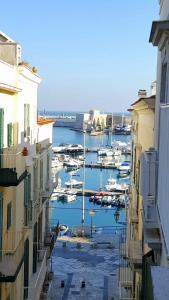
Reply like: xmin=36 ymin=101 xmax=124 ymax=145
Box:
xmin=140 ymin=148 xmax=157 ymax=200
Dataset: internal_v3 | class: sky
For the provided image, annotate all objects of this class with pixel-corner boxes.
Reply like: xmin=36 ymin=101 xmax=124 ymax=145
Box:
xmin=1 ymin=0 xmax=159 ymax=113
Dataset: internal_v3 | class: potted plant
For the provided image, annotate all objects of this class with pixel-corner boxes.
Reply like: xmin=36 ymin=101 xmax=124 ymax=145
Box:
xmin=22 ymin=146 xmax=28 ymax=156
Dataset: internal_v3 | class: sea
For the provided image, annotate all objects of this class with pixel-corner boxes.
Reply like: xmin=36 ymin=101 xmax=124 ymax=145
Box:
xmin=49 ymin=126 xmax=131 ymax=229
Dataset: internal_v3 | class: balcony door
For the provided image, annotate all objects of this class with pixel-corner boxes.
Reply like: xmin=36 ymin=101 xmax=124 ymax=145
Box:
xmin=0 ymin=109 xmax=4 ymax=168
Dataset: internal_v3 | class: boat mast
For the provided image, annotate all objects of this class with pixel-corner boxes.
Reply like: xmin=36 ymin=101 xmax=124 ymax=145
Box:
xmin=82 ymin=130 xmax=86 ymax=233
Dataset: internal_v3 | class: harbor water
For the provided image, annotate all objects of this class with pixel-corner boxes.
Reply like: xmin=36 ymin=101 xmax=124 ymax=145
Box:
xmin=49 ymin=127 xmax=131 ymax=228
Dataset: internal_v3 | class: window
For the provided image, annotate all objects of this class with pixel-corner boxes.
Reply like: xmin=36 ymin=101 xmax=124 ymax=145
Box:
xmin=7 ymin=123 xmax=13 ymax=147
xmin=7 ymin=202 xmax=12 ymax=230
xmin=40 ymin=160 xmax=43 ymax=189
xmin=24 ymin=104 xmax=30 ymax=138
xmin=0 ymin=109 xmax=4 ymax=149
xmin=160 ymin=63 xmax=167 ymax=104
xmin=47 ymin=153 xmax=50 ymax=181
xmin=24 ymin=174 xmax=32 ymax=226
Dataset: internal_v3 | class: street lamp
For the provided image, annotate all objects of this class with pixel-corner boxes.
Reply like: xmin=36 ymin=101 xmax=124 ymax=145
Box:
xmin=88 ymin=209 xmax=95 ymax=238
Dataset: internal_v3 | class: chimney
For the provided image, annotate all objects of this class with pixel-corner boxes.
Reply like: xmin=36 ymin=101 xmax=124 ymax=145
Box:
xmin=138 ymin=89 xmax=147 ymax=98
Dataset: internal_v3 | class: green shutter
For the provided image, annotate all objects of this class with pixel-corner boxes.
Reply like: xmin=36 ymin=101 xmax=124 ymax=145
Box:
xmin=0 ymin=192 xmax=3 ymax=251
xmin=7 ymin=123 xmax=13 ymax=147
xmin=0 ymin=109 xmax=4 ymax=149
xmin=24 ymin=177 xmax=28 ymax=207
xmin=27 ymin=174 xmax=32 ymax=222
xmin=47 ymin=153 xmax=50 ymax=180
xmin=7 ymin=202 xmax=12 ymax=230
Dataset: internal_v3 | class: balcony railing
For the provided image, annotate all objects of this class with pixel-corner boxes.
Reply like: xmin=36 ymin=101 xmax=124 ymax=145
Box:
xmin=0 ymin=147 xmax=27 ymax=186
xmin=24 ymin=250 xmax=47 ymax=300
xmin=0 ymin=235 xmax=24 ymax=282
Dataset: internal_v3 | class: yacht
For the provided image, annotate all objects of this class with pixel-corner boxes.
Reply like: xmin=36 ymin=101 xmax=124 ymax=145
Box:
xmin=66 ymin=144 xmax=84 ymax=153
xmin=64 ymin=159 xmax=82 ymax=168
xmin=65 ymin=179 xmax=83 ymax=188
xmin=118 ymin=162 xmax=131 ymax=171
xmin=52 ymin=143 xmax=70 ymax=153
xmin=105 ymin=177 xmax=129 ymax=192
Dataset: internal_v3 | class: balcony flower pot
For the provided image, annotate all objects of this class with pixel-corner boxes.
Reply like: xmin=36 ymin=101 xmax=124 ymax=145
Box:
xmin=22 ymin=147 xmax=28 ymax=156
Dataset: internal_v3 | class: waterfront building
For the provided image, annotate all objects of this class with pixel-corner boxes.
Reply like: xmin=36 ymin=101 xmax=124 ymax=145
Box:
xmin=0 ymin=32 xmax=55 ymax=300
xmin=75 ymin=109 xmax=107 ymax=132
xmin=118 ymin=88 xmax=155 ymax=299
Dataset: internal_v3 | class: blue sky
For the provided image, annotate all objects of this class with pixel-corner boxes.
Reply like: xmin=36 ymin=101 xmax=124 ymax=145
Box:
xmin=1 ymin=0 xmax=159 ymax=112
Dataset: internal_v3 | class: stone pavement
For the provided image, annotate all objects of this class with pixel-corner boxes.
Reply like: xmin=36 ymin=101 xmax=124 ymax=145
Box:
xmin=48 ymin=230 xmax=121 ymax=300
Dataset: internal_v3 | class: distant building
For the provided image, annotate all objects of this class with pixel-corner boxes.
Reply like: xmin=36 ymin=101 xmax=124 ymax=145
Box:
xmin=75 ymin=110 xmax=107 ymax=132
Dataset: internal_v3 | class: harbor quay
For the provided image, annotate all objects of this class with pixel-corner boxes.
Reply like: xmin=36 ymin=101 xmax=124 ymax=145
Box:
xmin=48 ymin=227 xmax=124 ymax=300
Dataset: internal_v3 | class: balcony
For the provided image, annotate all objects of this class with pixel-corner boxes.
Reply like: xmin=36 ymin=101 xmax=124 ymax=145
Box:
xmin=128 ymin=240 xmax=142 ymax=267
xmin=36 ymin=140 xmax=52 ymax=155
xmin=0 ymin=147 xmax=27 ymax=186
xmin=144 ymin=227 xmax=161 ymax=250
xmin=142 ymin=253 xmax=169 ymax=300
xmin=143 ymin=197 xmax=159 ymax=229
xmin=41 ymin=179 xmax=54 ymax=202
xmin=0 ymin=236 xmax=24 ymax=282
xmin=24 ymin=250 xmax=47 ymax=300
xmin=119 ymin=267 xmax=133 ymax=300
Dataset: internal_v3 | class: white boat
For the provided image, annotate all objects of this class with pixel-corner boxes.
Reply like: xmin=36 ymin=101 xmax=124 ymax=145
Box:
xmin=52 ymin=144 xmax=70 ymax=153
xmin=65 ymin=179 xmax=83 ymax=188
xmin=66 ymin=144 xmax=84 ymax=153
xmin=64 ymin=159 xmax=82 ymax=168
xmin=98 ymin=147 xmax=112 ymax=156
xmin=51 ymin=156 xmax=63 ymax=168
xmin=105 ymin=178 xmax=129 ymax=192
xmin=59 ymin=224 xmax=69 ymax=235
xmin=63 ymin=194 xmax=76 ymax=202
xmin=118 ymin=162 xmax=131 ymax=171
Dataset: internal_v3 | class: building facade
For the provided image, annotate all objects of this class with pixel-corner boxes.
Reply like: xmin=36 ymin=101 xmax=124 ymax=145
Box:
xmin=139 ymin=1 xmax=169 ymax=298
xmin=75 ymin=110 xmax=107 ymax=132
xmin=0 ymin=32 xmax=55 ymax=300
xmin=118 ymin=91 xmax=155 ymax=300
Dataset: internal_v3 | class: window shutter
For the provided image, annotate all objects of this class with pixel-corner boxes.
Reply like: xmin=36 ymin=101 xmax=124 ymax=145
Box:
xmin=7 ymin=202 xmax=12 ymax=230
xmin=160 ymin=63 xmax=167 ymax=104
xmin=24 ymin=177 xmax=28 ymax=207
xmin=7 ymin=123 xmax=13 ymax=147
xmin=0 ymin=109 xmax=4 ymax=149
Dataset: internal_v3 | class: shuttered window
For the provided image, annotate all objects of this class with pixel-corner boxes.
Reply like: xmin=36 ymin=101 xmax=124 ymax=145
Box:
xmin=24 ymin=104 xmax=30 ymax=138
xmin=40 ymin=160 xmax=43 ymax=189
xmin=160 ymin=63 xmax=167 ymax=104
xmin=47 ymin=153 xmax=50 ymax=181
xmin=7 ymin=123 xmax=13 ymax=147
xmin=24 ymin=174 xmax=32 ymax=225
xmin=0 ymin=109 xmax=4 ymax=149
xmin=7 ymin=202 xmax=12 ymax=230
